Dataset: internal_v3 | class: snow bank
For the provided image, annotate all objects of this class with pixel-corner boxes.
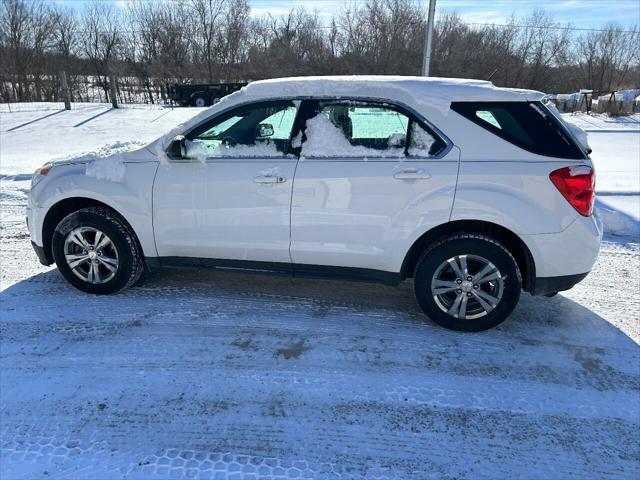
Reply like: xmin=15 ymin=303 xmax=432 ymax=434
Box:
xmin=596 ymin=203 xmax=640 ymax=239
xmin=561 ymin=112 xmax=640 ymax=132
xmin=0 ymin=104 xmax=202 ymax=176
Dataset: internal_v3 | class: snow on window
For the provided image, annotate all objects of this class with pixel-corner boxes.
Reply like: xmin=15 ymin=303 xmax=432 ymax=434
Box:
xmin=291 ymin=131 xmax=303 ymax=149
xmin=388 ymin=133 xmax=405 ymax=148
xmin=185 ymin=139 xmax=288 ymax=159
xmin=301 ymin=113 xmax=405 ymax=158
xmin=408 ymin=124 xmax=436 ymax=157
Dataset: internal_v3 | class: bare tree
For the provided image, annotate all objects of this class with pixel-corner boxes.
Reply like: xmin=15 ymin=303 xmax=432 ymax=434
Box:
xmin=191 ymin=0 xmax=224 ymax=83
xmin=81 ymin=1 xmax=122 ymax=100
xmin=51 ymin=5 xmax=77 ymax=100
xmin=578 ymin=24 xmax=640 ymax=93
xmin=0 ymin=0 xmax=56 ymax=101
xmin=216 ymin=0 xmax=251 ymax=82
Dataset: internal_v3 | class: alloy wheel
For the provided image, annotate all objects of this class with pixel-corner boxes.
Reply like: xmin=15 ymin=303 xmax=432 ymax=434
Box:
xmin=430 ymin=254 xmax=504 ymax=320
xmin=63 ymin=227 xmax=119 ymax=284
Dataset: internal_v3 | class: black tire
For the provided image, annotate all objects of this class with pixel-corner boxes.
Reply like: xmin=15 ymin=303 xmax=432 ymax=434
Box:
xmin=51 ymin=207 xmax=144 ymax=295
xmin=193 ymin=96 xmax=207 ymax=107
xmin=413 ymin=233 xmax=521 ymax=332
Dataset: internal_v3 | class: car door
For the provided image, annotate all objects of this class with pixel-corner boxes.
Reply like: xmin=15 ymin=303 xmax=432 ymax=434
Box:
xmin=290 ymin=99 xmax=459 ymax=275
xmin=153 ymin=100 xmax=300 ymax=266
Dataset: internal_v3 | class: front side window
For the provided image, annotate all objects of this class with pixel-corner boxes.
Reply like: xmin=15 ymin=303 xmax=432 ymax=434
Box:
xmin=185 ymin=101 xmax=298 ymax=159
xmin=301 ymin=101 xmax=445 ymax=158
xmin=451 ymin=101 xmax=585 ymax=159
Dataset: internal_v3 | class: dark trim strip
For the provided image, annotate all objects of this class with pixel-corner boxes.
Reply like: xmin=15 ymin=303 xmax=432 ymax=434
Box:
xmin=530 ymin=272 xmax=589 ymax=296
xmin=293 ymin=263 xmax=401 ymax=286
xmin=153 ymin=256 xmax=401 ymax=286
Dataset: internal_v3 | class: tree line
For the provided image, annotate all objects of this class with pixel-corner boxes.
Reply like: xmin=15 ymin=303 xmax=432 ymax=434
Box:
xmin=1 ymin=0 xmax=638 ymax=103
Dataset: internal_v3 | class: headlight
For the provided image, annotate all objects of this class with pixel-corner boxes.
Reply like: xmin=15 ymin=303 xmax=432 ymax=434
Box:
xmin=31 ymin=162 xmax=53 ymax=189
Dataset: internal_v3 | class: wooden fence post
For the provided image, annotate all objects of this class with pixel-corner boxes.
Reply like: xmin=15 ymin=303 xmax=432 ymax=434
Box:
xmin=109 ymin=74 xmax=118 ymax=108
xmin=59 ymin=71 xmax=71 ymax=110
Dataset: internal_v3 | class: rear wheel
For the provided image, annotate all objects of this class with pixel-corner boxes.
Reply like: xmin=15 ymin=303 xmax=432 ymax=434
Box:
xmin=413 ymin=233 xmax=521 ymax=332
xmin=52 ymin=207 xmax=144 ymax=294
xmin=193 ymin=96 xmax=206 ymax=107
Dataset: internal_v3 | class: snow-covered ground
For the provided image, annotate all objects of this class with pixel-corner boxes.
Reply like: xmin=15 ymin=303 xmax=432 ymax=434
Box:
xmin=1 ymin=104 xmax=638 ymax=479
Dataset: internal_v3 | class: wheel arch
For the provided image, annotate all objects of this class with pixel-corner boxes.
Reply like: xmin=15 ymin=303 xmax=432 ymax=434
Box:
xmin=41 ymin=197 xmax=141 ymax=265
xmin=400 ymin=220 xmax=536 ymax=292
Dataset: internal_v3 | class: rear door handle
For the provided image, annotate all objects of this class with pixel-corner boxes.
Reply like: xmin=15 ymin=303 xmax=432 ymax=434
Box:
xmin=253 ymin=175 xmax=286 ymax=184
xmin=393 ymin=169 xmax=431 ymax=180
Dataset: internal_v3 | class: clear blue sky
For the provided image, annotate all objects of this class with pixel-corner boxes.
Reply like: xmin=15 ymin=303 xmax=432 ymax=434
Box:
xmin=52 ymin=0 xmax=640 ymax=29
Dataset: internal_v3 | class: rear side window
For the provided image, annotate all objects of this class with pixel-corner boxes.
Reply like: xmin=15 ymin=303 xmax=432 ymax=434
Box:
xmin=300 ymin=100 xmax=447 ymax=158
xmin=451 ymin=101 xmax=585 ymax=159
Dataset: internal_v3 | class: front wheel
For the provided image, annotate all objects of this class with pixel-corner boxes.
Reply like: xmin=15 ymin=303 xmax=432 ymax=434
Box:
xmin=413 ymin=233 xmax=521 ymax=332
xmin=52 ymin=207 xmax=144 ymax=294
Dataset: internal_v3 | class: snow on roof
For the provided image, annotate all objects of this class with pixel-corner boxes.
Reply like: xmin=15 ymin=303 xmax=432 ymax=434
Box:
xmin=241 ymin=76 xmax=543 ymax=105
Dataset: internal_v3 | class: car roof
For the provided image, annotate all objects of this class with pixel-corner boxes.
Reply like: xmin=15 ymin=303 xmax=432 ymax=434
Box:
xmin=242 ymin=76 xmax=544 ymax=105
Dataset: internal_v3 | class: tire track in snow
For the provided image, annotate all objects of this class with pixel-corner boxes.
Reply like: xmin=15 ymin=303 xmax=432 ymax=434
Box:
xmin=1 ymin=220 xmax=639 ymax=478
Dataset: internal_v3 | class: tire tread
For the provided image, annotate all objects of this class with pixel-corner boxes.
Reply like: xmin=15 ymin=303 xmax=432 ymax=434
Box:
xmin=54 ymin=206 xmax=144 ymax=294
xmin=414 ymin=231 xmax=522 ymax=283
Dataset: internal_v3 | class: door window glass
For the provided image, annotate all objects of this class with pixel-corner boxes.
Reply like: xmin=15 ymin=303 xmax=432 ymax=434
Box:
xmin=302 ymin=103 xmax=409 ymax=157
xmin=301 ymin=101 xmax=445 ymax=158
xmin=186 ymin=102 xmax=298 ymax=159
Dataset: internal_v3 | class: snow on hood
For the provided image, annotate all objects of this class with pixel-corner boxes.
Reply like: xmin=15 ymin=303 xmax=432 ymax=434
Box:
xmin=44 ymin=141 xmax=145 ymax=183
xmin=159 ymin=76 xmax=544 ymax=149
xmin=83 ymin=142 xmax=148 ymax=182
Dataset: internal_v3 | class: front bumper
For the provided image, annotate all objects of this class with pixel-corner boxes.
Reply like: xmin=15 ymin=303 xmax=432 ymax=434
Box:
xmin=31 ymin=240 xmax=53 ymax=266
xmin=27 ymin=205 xmax=53 ymax=265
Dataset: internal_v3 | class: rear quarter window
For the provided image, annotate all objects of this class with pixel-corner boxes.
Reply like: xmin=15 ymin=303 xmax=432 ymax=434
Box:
xmin=451 ymin=101 xmax=585 ymax=159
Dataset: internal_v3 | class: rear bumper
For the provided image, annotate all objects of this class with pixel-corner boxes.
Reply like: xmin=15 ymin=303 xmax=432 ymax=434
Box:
xmin=521 ymin=214 xmax=602 ymax=279
xmin=530 ymin=272 xmax=589 ymax=296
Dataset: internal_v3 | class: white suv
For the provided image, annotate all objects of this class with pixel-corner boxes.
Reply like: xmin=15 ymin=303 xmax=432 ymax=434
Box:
xmin=27 ymin=76 xmax=602 ymax=331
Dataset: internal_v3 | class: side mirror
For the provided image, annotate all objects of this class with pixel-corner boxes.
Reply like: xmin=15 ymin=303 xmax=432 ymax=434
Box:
xmin=166 ymin=135 xmax=186 ymax=159
xmin=256 ymin=123 xmax=274 ymax=138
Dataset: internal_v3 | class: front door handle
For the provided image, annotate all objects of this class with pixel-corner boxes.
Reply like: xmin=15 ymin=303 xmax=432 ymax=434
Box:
xmin=253 ymin=175 xmax=286 ymax=184
xmin=393 ymin=169 xmax=431 ymax=180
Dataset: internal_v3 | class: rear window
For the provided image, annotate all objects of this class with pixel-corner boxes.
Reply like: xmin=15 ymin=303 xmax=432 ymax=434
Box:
xmin=450 ymin=101 xmax=585 ymax=159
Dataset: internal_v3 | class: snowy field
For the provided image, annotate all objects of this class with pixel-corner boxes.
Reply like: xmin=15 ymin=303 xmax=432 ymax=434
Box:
xmin=1 ymin=104 xmax=639 ymax=479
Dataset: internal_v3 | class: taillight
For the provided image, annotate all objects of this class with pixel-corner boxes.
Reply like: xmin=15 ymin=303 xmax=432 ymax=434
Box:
xmin=549 ymin=166 xmax=595 ymax=216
